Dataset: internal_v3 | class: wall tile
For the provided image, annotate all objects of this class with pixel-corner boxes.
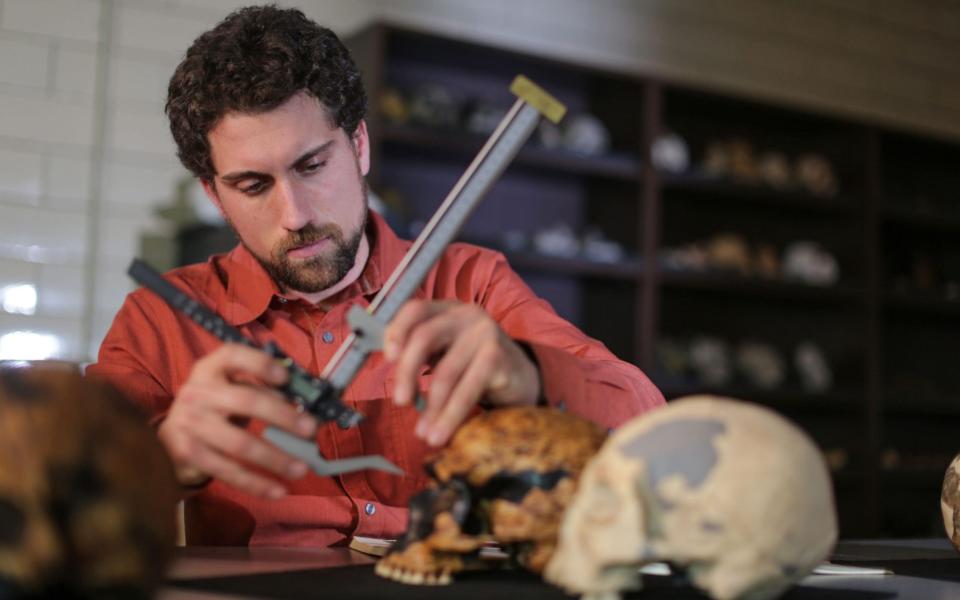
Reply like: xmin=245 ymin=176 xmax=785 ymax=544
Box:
xmin=107 ymin=106 xmax=174 ymax=156
xmin=110 ymin=54 xmax=175 ymax=104
xmin=0 ymin=36 xmax=49 ymax=89
xmin=0 ymin=94 xmax=94 ymax=146
xmin=103 ymin=160 xmax=184 ymax=211
xmin=0 ymin=147 xmax=43 ymax=198
xmin=37 ymin=262 xmax=84 ymax=317
xmin=45 ymin=154 xmax=91 ymax=208
xmin=2 ymin=0 xmax=101 ymax=43
xmin=174 ymin=0 xmax=249 ymax=14
xmin=117 ymin=5 xmax=213 ymax=54
xmin=96 ymin=212 xmax=160 ymax=268
xmin=0 ymin=257 xmax=38 ymax=289
xmin=0 ymin=205 xmax=87 ymax=265
xmin=55 ymin=47 xmax=98 ymax=96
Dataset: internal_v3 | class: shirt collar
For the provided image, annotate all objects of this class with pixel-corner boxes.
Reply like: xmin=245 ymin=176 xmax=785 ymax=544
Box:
xmin=215 ymin=210 xmax=410 ymax=327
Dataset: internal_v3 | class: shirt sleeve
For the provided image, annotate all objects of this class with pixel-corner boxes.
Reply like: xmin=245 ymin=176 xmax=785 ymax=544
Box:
xmin=85 ymin=291 xmax=176 ymax=426
xmin=477 ymin=251 xmax=665 ymax=430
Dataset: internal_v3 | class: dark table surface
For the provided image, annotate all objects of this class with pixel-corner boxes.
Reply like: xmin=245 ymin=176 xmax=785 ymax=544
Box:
xmin=158 ymin=538 xmax=960 ymax=600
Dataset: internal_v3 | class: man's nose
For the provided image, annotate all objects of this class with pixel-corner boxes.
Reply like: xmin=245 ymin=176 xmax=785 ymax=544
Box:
xmin=274 ymin=180 xmax=312 ymax=231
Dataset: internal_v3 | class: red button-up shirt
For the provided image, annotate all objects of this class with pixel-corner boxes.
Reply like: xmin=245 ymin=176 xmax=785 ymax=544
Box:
xmin=88 ymin=211 xmax=663 ymax=547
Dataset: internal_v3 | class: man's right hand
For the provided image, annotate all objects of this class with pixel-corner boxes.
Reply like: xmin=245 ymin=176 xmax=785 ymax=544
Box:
xmin=157 ymin=343 xmax=317 ymax=499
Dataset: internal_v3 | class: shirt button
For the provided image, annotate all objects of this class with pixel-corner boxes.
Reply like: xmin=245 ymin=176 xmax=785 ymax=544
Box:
xmin=322 ymin=331 xmax=334 ymax=344
xmin=364 ymin=502 xmax=376 ymax=516
xmin=277 ymin=297 xmax=287 ymax=304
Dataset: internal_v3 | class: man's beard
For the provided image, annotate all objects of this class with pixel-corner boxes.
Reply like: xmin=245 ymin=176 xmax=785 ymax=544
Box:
xmin=238 ymin=202 xmax=368 ymax=294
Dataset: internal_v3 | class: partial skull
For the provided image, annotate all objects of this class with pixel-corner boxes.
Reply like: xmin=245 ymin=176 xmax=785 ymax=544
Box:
xmin=545 ymin=396 xmax=836 ymax=600
xmin=941 ymin=453 xmax=960 ymax=552
xmin=376 ymin=406 xmax=606 ymax=585
xmin=0 ymin=365 xmax=179 ymax=597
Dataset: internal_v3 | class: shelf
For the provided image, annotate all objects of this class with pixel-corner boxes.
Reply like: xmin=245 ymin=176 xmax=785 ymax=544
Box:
xmin=884 ymin=401 xmax=960 ymax=419
xmin=880 ymin=467 xmax=948 ymax=489
xmin=380 ymin=124 xmax=642 ymax=180
xmin=882 ymin=207 xmax=960 ymax=232
xmin=658 ymin=383 xmax=857 ymax=411
xmin=884 ymin=293 xmax=960 ymax=318
xmin=660 ymin=171 xmax=856 ymax=215
xmin=659 ymin=271 xmax=861 ymax=304
xmin=501 ymin=249 xmax=643 ymax=280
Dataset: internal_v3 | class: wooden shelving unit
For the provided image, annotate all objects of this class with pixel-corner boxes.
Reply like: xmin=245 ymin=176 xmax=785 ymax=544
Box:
xmin=176 ymin=22 xmax=960 ymax=538
xmin=346 ymin=22 xmax=960 ymax=539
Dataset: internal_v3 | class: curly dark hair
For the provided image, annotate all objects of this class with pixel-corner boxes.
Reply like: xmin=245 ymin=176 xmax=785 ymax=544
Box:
xmin=165 ymin=5 xmax=367 ymax=181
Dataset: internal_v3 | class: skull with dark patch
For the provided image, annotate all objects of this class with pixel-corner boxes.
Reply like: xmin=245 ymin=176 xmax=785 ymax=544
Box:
xmin=375 ymin=406 xmax=606 ymax=585
xmin=545 ymin=396 xmax=837 ymax=600
xmin=0 ymin=364 xmax=179 ymax=598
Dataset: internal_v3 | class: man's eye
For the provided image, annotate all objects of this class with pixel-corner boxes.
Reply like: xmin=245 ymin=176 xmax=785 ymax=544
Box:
xmin=300 ymin=160 xmax=325 ymax=173
xmin=240 ymin=181 xmax=267 ymax=195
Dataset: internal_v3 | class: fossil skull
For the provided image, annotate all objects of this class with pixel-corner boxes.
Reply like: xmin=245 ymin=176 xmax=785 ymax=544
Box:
xmin=0 ymin=365 xmax=179 ymax=597
xmin=545 ymin=395 xmax=836 ymax=600
xmin=941 ymin=453 xmax=960 ymax=552
xmin=376 ymin=406 xmax=606 ymax=585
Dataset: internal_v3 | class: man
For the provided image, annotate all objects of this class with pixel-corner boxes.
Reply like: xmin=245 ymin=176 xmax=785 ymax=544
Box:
xmin=88 ymin=5 xmax=664 ymax=547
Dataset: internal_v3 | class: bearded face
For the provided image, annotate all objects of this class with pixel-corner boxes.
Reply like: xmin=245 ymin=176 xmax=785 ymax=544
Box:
xmin=203 ymin=91 xmax=373 ymax=295
xmin=244 ymin=200 xmax=367 ymax=294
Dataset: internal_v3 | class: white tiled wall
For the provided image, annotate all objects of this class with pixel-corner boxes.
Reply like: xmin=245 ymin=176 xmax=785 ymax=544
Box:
xmin=3 ymin=0 xmax=102 ymax=42
xmin=0 ymin=0 xmax=957 ymax=363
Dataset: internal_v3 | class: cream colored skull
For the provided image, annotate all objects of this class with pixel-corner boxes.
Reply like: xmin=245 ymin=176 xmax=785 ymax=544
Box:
xmin=545 ymin=396 xmax=836 ymax=600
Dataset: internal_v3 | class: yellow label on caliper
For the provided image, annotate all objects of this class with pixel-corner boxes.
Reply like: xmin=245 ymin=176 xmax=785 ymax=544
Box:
xmin=510 ymin=75 xmax=567 ymax=124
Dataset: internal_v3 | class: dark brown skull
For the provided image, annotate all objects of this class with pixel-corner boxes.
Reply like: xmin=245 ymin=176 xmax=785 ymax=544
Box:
xmin=376 ymin=406 xmax=606 ymax=585
xmin=0 ymin=365 xmax=179 ymax=598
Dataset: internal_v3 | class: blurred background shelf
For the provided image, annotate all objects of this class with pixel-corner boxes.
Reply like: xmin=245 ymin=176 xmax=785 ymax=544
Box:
xmin=659 ymin=383 xmax=859 ymax=412
xmin=500 ymin=250 xmax=644 ymax=280
xmin=382 ymin=125 xmax=643 ymax=180
xmin=882 ymin=207 xmax=960 ymax=232
xmin=883 ymin=293 xmax=960 ymax=318
xmin=659 ymin=271 xmax=862 ymax=304
xmin=660 ymin=171 xmax=858 ymax=215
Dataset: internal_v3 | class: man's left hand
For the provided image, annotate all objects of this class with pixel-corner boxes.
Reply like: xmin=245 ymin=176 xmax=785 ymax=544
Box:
xmin=384 ymin=300 xmax=541 ymax=446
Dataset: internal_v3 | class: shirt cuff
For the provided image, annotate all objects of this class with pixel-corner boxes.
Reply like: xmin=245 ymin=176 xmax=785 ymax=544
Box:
xmin=519 ymin=341 xmax=585 ymax=412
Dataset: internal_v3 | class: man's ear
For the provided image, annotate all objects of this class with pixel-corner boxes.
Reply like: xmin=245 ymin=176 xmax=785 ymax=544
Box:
xmin=351 ymin=120 xmax=370 ymax=177
xmin=200 ymin=178 xmax=226 ymax=218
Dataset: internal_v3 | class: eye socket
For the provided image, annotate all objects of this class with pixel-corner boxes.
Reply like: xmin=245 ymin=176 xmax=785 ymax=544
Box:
xmin=238 ymin=180 xmax=268 ymax=195
xmin=298 ymin=160 xmax=326 ymax=174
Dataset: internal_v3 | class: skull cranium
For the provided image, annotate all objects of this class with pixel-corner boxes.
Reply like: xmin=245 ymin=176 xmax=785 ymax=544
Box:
xmin=0 ymin=365 xmax=179 ymax=597
xmin=545 ymin=396 xmax=837 ymax=600
xmin=376 ymin=406 xmax=606 ymax=585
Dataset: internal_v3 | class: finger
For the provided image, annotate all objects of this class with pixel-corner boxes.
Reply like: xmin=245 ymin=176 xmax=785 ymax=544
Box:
xmin=187 ymin=440 xmax=289 ymax=499
xmin=194 ymin=409 xmax=310 ymax=481
xmin=159 ymin=422 xmax=288 ymax=499
xmin=424 ymin=346 xmax=498 ymax=447
xmin=391 ymin=311 xmax=461 ymax=407
xmin=193 ymin=343 xmax=289 ymax=386
xmin=416 ymin=331 xmax=478 ymax=437
xmin=383 ymin=300 xmax=453 ymax=361
xmin=191 ymin=381 xmax=316 ymax=438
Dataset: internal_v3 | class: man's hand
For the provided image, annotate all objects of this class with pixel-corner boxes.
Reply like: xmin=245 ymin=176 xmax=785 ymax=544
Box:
xmin=384 ymin=300 xmax=541 ymax=447
xmin=157 ymin=344 xmax=317 ymax=499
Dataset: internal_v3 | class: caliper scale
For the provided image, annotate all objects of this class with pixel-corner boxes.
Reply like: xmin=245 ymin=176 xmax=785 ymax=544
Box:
xmin=128 ymin=76 xmax=565 ymax=477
